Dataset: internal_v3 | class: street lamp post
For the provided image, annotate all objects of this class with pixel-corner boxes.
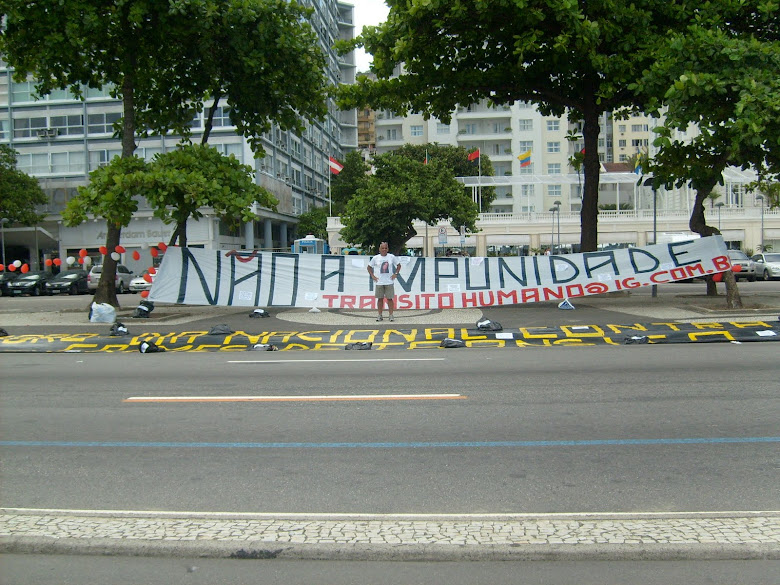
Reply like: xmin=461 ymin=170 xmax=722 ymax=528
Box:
xmin=0 ymin=218 xmax=8 ymax=267
xmin=715 ymin=202 xmax=724 ymax=231
xmin=548 ymin=207 xmax=558 ymax=254
xmin=756 ymin=195 xmax=765 ymax=252
xmin=554 ymin=200 xmax=561 ymax=254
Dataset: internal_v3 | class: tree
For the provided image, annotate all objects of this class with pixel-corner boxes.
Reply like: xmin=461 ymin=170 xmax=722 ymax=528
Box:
xmin=339 ymin=152 xmax=478 ymax=254
xmin=330 ymin=151 xmax=371 ymax=215
xmin=336 ymin=1 xmax=699 ymax=252
xmin=0 ymin=145 xmax=47 ymax=226
xmin=634 ymin=3 xmax=780 ymax=307
xmin=393 ymin=143 xmax=496 ymax=210
xmin=145 ymin=145 xmax=278 ymax=247
xmin=133 ymin=0 xmax=328 ymax=154
xmin=0 ymin=0 xmax=202 ymax=304
xmin=296 ymin=207 xmax=329 ymax=240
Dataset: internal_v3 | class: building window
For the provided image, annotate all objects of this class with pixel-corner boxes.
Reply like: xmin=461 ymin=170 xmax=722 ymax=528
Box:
xmin=387 ymin=128 xmax=398 ymax=140
xmin=618 ymin=139 xmax=627 ymax=148
xmin=547 ymin=163 xmax=561 ymax=174
xmin=50 ymin=114 xmax=84 ymax=136
xmin=88 ymin=112 xmax=121 ymax=134
xmin=436 ymin=123 xmax=450 ymax=134
xmin=631 ymin=138 xmax=649 ymax=147
xmin=546 ymin=120 xmax=560 ymax=131
xmin=217 ymin=143 xmax=243 ymax=161
xmin=518 ymin=119 xmax=533 ymax=131
xmin=210 ymin=107 xmax=233 ymax=127
xmin=89 ymin=149 xmax=122 ymax=170
xmin=13 ymin=116 xmax=47 ymax=139
xmin=463 ymin=123 xmax=477 ymax=134
xmin=546 ymin=141 xmax=561 ymax=153
xmin=410 ymin=125 xmax=423 ymax=137
xmin=631 ymin=124 xmax=649 ymax=132
xmin=548 ymin=185 xmax=562 ymax=197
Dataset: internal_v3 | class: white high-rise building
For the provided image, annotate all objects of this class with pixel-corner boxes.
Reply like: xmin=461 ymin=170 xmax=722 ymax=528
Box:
xmin=0 ymin=0 xmax=357 ymax=270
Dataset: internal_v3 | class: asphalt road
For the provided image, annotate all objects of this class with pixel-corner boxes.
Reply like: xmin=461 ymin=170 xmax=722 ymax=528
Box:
xmin=1 ymin=345 xmax=777 ymax=514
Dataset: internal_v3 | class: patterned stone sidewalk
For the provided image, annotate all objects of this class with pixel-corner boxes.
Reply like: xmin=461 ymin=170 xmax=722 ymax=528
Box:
xmin=1 ymin=510 xmax=779 ymax=561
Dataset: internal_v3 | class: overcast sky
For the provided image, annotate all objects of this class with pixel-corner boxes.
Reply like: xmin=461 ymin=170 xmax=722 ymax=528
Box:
xmin=352 ymin=0 xmax=389 ymax=71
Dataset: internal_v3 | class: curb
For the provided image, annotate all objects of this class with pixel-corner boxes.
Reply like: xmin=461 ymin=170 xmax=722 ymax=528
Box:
xmin=2 ymin=510 xmax=779 ymax=561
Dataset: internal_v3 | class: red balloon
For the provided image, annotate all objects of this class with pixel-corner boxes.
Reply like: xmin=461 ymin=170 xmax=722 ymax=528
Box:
xmin=53 ymin=258 xmax=62 ymax=266
xmin=115 ymin=245 xmax=126 ymax=254
xmin=148 ymin=266 xmax=156 ymax=275
xmin=0 ymin=264 xmax=4 ymax=271
xmin=8 ymin=264 xmax=16 ymax=272
xmin=143 ymin=273 xmax=152 ymax=283
xmin=731 ymin=264 xmax=742 ymax=273
xmin=44 ymin=258 xmax=53 ymax=266
xmin=78 ymin=257 xmax=85 ymax=264
xmin=140 ymin=290 xmax=150 ymax=298
xmin=79 ymin=248 xmax=88 ymax=257
xmin=21 ymin=264 xmax=29 ymax=273
xmin=713 ymin=272 xmax=723 ymax=282
xmin=158 ymin=242 xmax=168 ymax=252
xmin=99 ymin=246 xmax=108 ymax=255
xmin=132 ymin=250 xmax=141 ymax=261
xmin=150 ymin=247 xmax=159 ymax=258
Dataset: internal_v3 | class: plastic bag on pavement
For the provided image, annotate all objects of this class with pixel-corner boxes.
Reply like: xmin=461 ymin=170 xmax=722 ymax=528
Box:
xmin=249 ymin=309 xmax=271 ymax=318
xmin=440 ymin=338 xmax=466 ymax=348
xmin=476 ymin=319 xmax=503 ymax=331
xmin=89 ymin=302 xmax=116 ymax=323
xmin=139 ymin=340 xmax=166 ymax=353
xmin=345 ymin=341 xmax=372 ymax=350
xmin=109 ymin=322 xmax=129 ymax=336
xmin=208 ymin=324 xmax=234 ymax=335
xmin=251 ymin=343 xmax=278 ymax=351
xmin=132 ymin=300 xmax=155 ymax=318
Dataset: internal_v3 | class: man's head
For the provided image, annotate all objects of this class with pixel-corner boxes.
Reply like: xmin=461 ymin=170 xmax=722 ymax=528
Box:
xmin=379 ymin=242 xmax=389 ymax=256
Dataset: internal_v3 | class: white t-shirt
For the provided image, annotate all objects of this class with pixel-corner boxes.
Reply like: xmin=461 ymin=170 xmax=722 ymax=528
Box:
xmin=369 ymin=253 xmax=400 ymax=286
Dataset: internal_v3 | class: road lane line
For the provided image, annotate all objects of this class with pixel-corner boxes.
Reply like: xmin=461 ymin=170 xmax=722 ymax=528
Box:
xmin=122 ymin=394 xmax=466 ymax=403
xmin=226 ymin=358 xmax=446 ymax=363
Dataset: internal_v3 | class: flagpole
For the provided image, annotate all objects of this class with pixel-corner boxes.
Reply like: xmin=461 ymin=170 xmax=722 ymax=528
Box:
xmin=328 ymin=163 xmax=332 ymax=216
xmin=478 ymin=151 xmax=482 ymax=213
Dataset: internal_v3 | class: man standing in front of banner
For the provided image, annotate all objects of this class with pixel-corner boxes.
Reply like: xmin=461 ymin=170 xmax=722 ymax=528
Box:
xmin=367 ymin=242 xmax=401 ymax=322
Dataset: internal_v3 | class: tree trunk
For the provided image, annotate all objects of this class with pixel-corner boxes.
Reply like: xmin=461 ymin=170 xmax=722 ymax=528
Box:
xmin=94 ymin=222 xmax=121 ymax=307
xmin=579 ymin=101 xmax=601 ymax=252
xmin=201 ymin=90 xmax=222 ymax=145
xmin=688 ymin=160 xmax=742 ymax=308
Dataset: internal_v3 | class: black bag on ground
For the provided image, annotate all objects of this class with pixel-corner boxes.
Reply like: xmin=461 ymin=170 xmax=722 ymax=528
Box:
xmin=139 ymin=340 xmax=166 ymax=353
xmin=476 ymin=319 xmax=503 ymax=331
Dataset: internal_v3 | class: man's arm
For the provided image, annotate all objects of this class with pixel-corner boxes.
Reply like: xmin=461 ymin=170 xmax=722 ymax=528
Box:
xmin=367 ymin=259 xmax=377 ymax=281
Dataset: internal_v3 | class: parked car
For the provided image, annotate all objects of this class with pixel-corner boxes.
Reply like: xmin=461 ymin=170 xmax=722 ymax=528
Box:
xmin=0 ymin=271 xmax=20 ymax=296
xmin=129 ymin=269 xmax=155 ymax=293
xmin=87 ymin=264 xmax=135 ymax=293
xmin=6 ymin=271 xmax=55 ymax=296
xmin=45 ymin=269 xmax=90 ymax=295
xmin=750 ymin=253 xmax=780 ymax=281
xmin=726 ymin=250 xmax=756 ymax=281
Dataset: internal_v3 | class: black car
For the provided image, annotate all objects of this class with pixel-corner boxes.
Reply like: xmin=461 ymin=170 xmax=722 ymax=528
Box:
xmin=45 ymin=269 xmax=89 ymax=295
xmin=6 ymin=271 xmax=54 ymax=296
xmin=0 ymin=271 xmax=21 ymax=296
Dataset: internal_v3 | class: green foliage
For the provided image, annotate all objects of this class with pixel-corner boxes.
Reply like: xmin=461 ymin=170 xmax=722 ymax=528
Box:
xmin=135 ymin=0 xmax=329 ymax=154
xmin=330 ymin=152 xmax=371 ymax=215
xmin=296 ymin=206 xmax=328 ymax=240
xmin=634 ymin=3 xmax=780 ymax=236
xmin=335 ymin=1 xmax=697 ymax=251
xmin=339 ymin=151 xmax=478 ymax=254
xmin=61 ymin=156 xmax=150 ymax=228
xmin=145 ymin=145 xmax=277 ymax=246
xmin=0 ymin=145 xmax=47 ymax=225
xmin=392 ymin=143 xmax=496 ymax=209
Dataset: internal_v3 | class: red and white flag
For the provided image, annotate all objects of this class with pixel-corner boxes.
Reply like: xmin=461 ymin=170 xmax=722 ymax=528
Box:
xmin=329 ymin=156 xmax=344 ymax=174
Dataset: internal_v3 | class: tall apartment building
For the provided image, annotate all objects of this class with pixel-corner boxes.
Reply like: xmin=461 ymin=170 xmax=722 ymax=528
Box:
xmin=1 ymin=0 xmax=357 ymax=270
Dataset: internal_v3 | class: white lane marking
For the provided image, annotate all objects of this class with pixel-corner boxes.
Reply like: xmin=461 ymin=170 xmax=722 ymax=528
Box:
xmin=4 ymin=507 xmax=777 ymax=520
xmin=124 ymin=393 xmax=466 ymax=403
xmin=227 ymin=358 xmax=446 ymax=364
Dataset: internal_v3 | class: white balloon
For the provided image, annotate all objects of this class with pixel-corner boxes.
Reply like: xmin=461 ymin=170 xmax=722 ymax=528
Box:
xmin=66 ymin=256 xmax=75 ymax=265
xmin=110 ymin=252 xmax=121 ymax=261
xmin=13 ymin=260 xmax=22 ymax=268
xmin=140 ymin=242 xmax=149 ymax=250
xmin=82 ymin=256 xmax=92 ymax=266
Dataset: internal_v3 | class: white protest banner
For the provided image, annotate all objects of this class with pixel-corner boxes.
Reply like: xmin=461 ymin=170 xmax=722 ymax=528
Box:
xmin=148 ymin=236 xmax=730 ymax=309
